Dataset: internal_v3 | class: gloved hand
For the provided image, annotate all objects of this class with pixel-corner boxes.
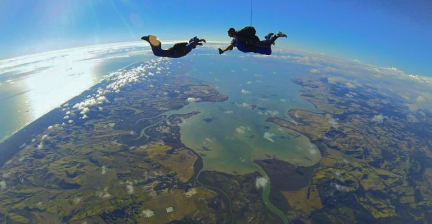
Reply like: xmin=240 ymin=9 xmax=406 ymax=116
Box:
xmin=218 ymin=48 xmax=224 ymax=55
xmin=190 ymin=36 xmax=200 ymax=43
xmin=200 ymin=39 xmax=206 ymax=43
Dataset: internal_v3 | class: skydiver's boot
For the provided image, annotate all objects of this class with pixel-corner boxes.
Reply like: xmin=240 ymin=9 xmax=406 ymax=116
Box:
xmin=267 ymin=32 xmax=287 ymax=46
xmin=276 ymin=31 xmax=287 ymax=38
xmin=265 ymin=33 xmax=275 ymax=45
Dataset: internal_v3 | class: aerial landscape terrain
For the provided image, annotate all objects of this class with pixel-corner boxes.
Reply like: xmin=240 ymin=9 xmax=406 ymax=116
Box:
xmin=0 ymin=45 xmax=431 ymax=224
xmin=268 ymin=75 xmax=432 ymax=223
xmin=0 ymin=57 xmax=235 ymax=223
xmin=1 ymin=0 xmax=432 ymax=223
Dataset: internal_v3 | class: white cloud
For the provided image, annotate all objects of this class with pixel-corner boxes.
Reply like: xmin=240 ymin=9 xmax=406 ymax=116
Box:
xmin=0 ymin=180 xmax=6 ymax=190
xmin=241 ymin=89 xmax=251 ymax=94
xmin=73 ymin=96 xmax=109 ymax=114
xmin=328 ymin=118 xmax=339 ymax=127
xmin=235 ymin=102 xmax=253 ymax=109
xmin=73 ymin=197 xmax=82 ymax=205
xmin=264 ymin=132 xmax=275 ymax=142
xmin=236 ymin=126 xmax=251 ymax=134
xmin=187 ymin=97 xmax=201 ymax=103
xmin=166 ymin=207 xmax=174 ymax=213
xmin=247 ymin=81 xmax=253 ymax=84
xmin=143 ymin=209 xmax=155 ymax=218
xmin=126 ymin=181 xmax=134 ymax=194
xmin=60 ymin=60 xmax=169 ymax=121
xmin=97 ymin=187 xmax=111 ymax=198
xmin=257 ymin=110 xmax=279 ymax=117
xmin=333 ymin=183 xmax=347 ymax=192
xmin=346 ymin=82 xmax=356 ymax=88
xmin=417 ymin=96 xmax=425 ymax=103
xmin=255 ymin=176 xmax=269 ymax=189
xmin=185 ymin=188 xmax=198 ymax=197
xmin=310 ymin=68 xmax=319 ymax=73
xmin=327 ymin=77 xmax=339 ymax=84
xmin=80 ymin=107 xmax=90 ymax=115
xmin=224 ymin=110 xmax=233 ymax=114
xmin=371 ymin=114 xmax=385 ymax=123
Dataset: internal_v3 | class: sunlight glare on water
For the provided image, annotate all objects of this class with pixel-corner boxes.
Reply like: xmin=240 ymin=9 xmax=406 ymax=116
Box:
xmin=0 ymin=42 xmax=152 ymax=142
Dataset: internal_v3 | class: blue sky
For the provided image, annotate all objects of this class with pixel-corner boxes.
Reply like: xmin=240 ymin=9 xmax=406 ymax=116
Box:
xmin=0 ymin=0 xmax=431 ymax=76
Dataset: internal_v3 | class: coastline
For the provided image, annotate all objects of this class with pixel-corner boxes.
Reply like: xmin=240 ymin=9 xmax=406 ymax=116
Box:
xmin=0 ymin=80 xmax=108 ymax=167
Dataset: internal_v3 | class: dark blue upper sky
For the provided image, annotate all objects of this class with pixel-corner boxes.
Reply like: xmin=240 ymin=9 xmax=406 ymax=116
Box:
xmin=0 ymin=0 xmax=431 ymax=76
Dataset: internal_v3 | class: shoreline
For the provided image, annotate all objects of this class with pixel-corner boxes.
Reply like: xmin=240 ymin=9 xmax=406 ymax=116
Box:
xmin=0 ymin=55 xmax=143 ymax=167
xmin=0 ymin=80 xmax=106 ymax=167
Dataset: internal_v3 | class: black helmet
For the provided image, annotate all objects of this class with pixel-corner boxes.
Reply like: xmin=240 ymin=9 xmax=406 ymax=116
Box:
xmin=228 ymin=28 xmax=235 ymax=35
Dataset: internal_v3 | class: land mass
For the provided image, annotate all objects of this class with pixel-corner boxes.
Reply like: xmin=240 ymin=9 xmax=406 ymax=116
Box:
xmin=267 ymin=75 xmax=432 ymax=223
xmin=0 ymin=59 xmax=284 ymax=224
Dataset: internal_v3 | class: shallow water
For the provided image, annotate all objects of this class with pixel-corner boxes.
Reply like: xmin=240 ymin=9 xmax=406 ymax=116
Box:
xmin=169 ymin=52 xmax=321 ymax=174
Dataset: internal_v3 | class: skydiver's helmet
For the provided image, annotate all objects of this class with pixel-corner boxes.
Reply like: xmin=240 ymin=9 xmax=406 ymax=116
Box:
xmin=228 ymin=28 xmax=236 ymax=37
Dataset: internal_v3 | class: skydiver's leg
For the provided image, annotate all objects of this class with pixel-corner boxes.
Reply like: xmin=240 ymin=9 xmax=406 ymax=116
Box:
xmin=255 ymin=35 xmax=277 ymax=47
xmin=270 ymin=31 xmax=287 ymax=45
xmin=150 ymin=46 xmax=172 ymax=57
xmin=255 ymin=46 xmax=272 ymax=55
xmin=141 ymin=35 xmax=172 ymax=57
xmin=265 ymin=33 xmax=274 ymax=40
xmin=257 ymin=31 xmax=287 ymax=47
xmin=268 ymin=35 xmax=279 ymax=45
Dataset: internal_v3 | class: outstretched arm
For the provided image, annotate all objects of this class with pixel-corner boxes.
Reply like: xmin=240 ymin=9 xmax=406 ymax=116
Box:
xmin=218 ymin=44 xmax=234 ymax=54
xmin=186 ymin=37 xmax=206 ymax=49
